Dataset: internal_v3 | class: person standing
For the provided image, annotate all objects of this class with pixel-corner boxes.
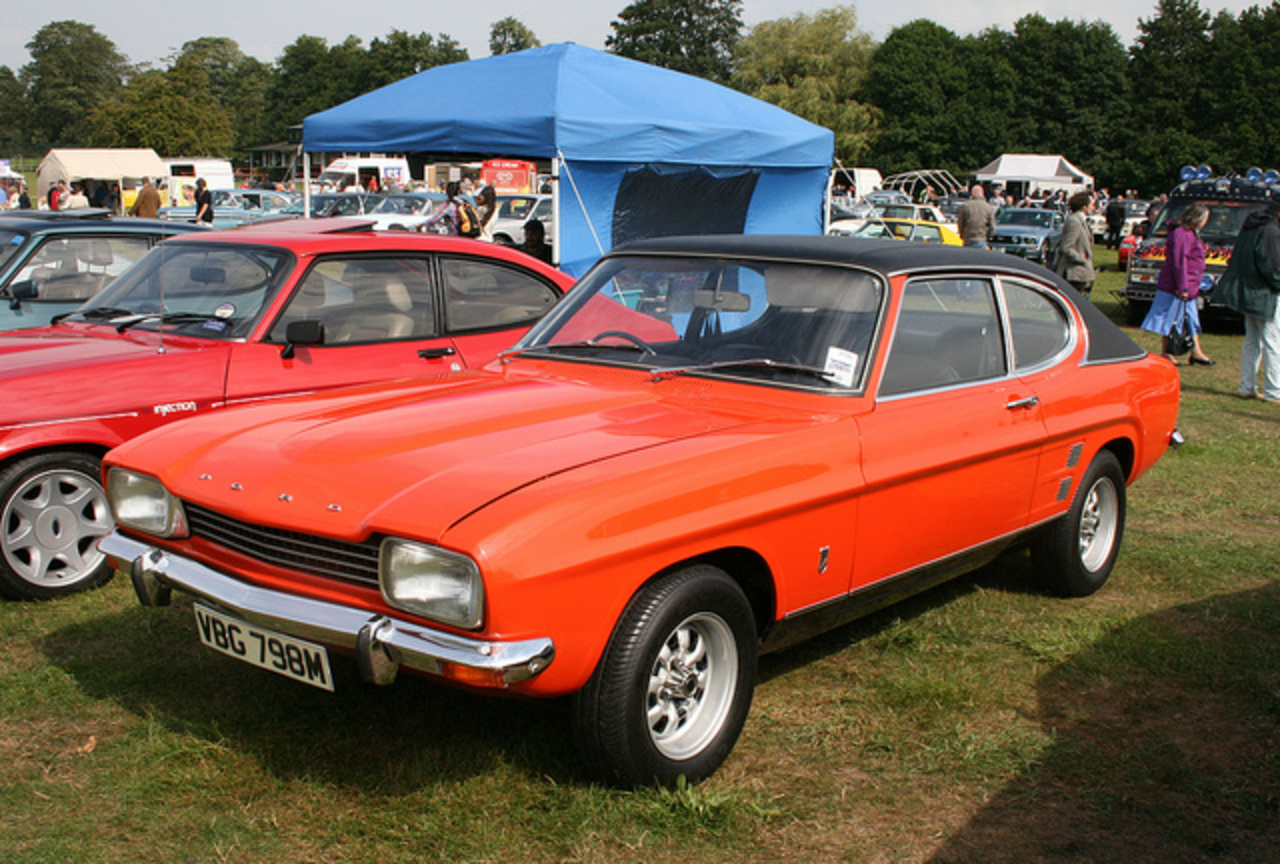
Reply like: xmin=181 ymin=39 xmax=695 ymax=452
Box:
xmin=956 ymin=185 xmax=997 ymax=249
xmin=1104 ymin=192 xmax=1127 ymax=250
xmin=476 ymin=185 xmax=498 ymax=242
xmin=1140 ymin=202 xmax=1214 ymax=365
xmin=1054 ymin=191 xmax=1097 ymax=295
xmin=1215 ymin=200 xmax=1280 ymax=402
xmin=131 ymin=177 xmax=161 ymax=218
xmin=193 ymin=178 xmax=214 ymax=225
xmin=419 ymin=181 xmax=462 ymax=234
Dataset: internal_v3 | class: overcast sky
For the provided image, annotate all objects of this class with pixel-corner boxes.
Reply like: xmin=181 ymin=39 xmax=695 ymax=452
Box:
xmin=1 ymin=1 xmax=1263 ymax=72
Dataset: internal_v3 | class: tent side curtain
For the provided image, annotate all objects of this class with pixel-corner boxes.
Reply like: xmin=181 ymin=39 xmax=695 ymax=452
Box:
xmin=556 ymin=161 xmax=828 ymax=278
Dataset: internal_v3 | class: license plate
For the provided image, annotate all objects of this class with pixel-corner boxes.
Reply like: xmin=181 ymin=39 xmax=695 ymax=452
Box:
xmin=194 ymin=604 xmax=334 ymax=691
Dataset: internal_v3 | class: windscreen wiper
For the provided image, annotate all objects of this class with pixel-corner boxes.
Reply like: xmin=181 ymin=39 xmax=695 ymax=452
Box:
xmin=651 ymin=357 xmax=838 ymax=384
xmin=115 ymin=312 xmax=228 ymax=333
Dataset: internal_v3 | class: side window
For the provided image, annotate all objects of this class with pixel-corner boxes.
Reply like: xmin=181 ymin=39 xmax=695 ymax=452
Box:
xmin=14 ymin=235 xmax=152 ymax=303
xmin=1004 ymin=281 xmax=1071 ymax=371
xmin=916 ymin=225 xmax=942 ymax=243
xmin=270 ymin=257 xmax=437 ymax=344
xmin=880 ymin=278 xmax=1006 ymax=397
xmin=440 ymin=258 xmax=560 ymax=331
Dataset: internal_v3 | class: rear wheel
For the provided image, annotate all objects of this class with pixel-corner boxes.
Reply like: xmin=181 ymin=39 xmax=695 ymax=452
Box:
xmin=572 ymin=565 xmax=757 ymax=787
xmin=1032 ymin=450 xmax=1126 ymax=597
xmin=0 ymin=452 xmax=113 ymax=600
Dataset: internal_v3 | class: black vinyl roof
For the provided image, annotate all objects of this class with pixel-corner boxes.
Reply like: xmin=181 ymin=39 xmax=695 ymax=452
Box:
xmin=612 ymin=234 xmax=1146 ymax=365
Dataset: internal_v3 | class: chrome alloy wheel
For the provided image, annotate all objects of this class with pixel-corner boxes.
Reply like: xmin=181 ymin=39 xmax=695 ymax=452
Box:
xmin=1077 ymin=474 xmax=1120 ymax=573
xmin=646 ymin=611 xmax=739 ymax=760
xmin=2 ymin=468 xmax=111 ymax=590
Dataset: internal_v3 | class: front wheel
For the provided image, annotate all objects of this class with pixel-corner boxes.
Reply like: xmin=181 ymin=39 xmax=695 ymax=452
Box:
xmin=572 ymin=565 xmax=757 ymax=787
xmin=1032 ymin=450 xmax=1126 ymax=597
xmin=0 ymin=451 xmax=114 ymax=600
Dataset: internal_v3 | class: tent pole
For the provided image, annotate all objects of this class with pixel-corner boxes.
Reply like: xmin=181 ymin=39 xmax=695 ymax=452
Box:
xmin=551 ymin=156 xmax=560 ymax=266
xmin=302 ymin=151 xmax=311 ymax=219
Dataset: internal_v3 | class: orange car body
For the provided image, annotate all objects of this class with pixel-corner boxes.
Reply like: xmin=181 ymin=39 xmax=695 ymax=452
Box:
xmin=101 ymin=236 xmax=1180 ymax=782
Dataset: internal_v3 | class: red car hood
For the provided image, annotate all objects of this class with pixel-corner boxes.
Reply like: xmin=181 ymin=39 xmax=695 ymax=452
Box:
xmin=114 ymin=365 xmax=770 ymax=542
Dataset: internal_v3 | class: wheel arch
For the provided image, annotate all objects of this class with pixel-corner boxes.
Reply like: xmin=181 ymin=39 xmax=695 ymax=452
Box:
xmin=647 ymin=547 xmax=777 ymax=641
xmin=1099 ymin=436 xmax=1135 ymax=482
xmin=1 ymin=441 xmax=113 ymax=472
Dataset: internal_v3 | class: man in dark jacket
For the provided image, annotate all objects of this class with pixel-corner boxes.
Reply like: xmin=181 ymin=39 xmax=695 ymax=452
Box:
xmin=1104 ymin=192 xmax=1126 ymax=250
xmin=1216 ymin=201 xmax=1280 ymax=402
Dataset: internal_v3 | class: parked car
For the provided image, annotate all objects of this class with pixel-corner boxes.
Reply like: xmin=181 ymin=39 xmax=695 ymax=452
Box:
xmin=491 ymin=194 xmax=554 ymax=246
xmin=829 ymin=217 xmax=961 ymax=245
xmin=0 ymin=220 xmax=573 ymax=601
xmin=989 ymin=207 xmax=1065 ymax=264
xmin=100 ymin=236 xmax=1181 ymax=787
xmin=829 ymin=203 xmax=957 ymax=236
xmin=364 ymin=192 xmax=446 ymax=231
xmin=280 ymin=193 xmax=385 ymax=219
xmin=0 ymin=209 xmax=199 ymax=331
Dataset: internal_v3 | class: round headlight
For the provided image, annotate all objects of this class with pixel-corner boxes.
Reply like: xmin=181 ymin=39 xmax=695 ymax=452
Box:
xmin=379 ymin=539 xmax=484 ymax=630
xmin=106 ymin=468 xmax=188 ymax=537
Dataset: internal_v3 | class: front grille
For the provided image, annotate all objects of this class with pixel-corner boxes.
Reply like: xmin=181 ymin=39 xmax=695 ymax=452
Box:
xmin=184 ymin=502 xmax=381 ymax=587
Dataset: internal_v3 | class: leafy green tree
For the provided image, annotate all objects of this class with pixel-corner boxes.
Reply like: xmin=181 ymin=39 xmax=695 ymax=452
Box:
xmin=606 ymin=0 xmax=743 ymax=83
xmin=732 ymin=5 xmax=878 ymax=164
xmin=365 ymin=30 xmax=468 ymax=90
xmin=997 ymin=15 xmax=1131 ymax=185
xmin=490 ymin=17 xmax=541 ymax=55
xmin=88 ymin=53 xmax=233 ymax=155
xmin=262 ymin=31 xmax=467 ymax=143
xmin=175 ymin=38 xmax=275 ymax=152
xmin=862 ymin=19 xmax=976 ymax=175
xmin=0 ymin=67 xmax=26 ymax=150
xmin=1122 ymin=0 xmax=1213 ymax=191
xmin=1198 ymin=6 xmax=1280 ymax=173
xmin=19 ymin=21 xmax=131 ymax=148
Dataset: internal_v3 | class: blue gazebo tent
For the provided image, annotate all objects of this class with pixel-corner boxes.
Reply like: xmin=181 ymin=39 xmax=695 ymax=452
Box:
xmin=303 ymin=43 xmax=834 ymax=275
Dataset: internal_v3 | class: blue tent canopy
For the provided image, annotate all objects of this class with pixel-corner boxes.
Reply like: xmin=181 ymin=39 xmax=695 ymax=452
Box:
xmin=303 ymin=44 xmax=834 ymax=275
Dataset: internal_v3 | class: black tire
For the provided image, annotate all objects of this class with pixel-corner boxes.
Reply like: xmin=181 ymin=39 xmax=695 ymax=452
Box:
xmin=572 ymin=565 xmax=757 ymax=787
xmin=1032 ymin=450 xmax=1126 ymax=597
xmin=0 ymin=451 xmax=114 ymax=600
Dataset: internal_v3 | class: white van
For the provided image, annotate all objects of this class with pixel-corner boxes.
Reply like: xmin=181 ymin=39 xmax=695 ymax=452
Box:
xmin=163 ymin=158 xmax=235 ymax=206
xmin=314 ymin=156 xmax=412 ymax=193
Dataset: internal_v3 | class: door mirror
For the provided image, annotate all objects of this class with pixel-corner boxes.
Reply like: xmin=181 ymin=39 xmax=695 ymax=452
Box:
xmin=281 ymin=319 xmax=325 ymax=359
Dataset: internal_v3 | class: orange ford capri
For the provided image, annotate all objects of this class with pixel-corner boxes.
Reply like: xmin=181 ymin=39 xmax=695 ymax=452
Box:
xmin=100 ymin=235 xmax=1182 ymax=787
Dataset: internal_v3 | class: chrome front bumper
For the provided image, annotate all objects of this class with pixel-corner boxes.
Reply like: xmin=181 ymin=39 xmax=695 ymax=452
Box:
xmin=100 ymin=531 xmax=554 ymax=687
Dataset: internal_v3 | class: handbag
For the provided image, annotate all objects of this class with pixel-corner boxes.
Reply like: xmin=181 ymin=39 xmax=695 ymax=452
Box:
xmin=1167 ymin=301 xmax=1194 ymax=356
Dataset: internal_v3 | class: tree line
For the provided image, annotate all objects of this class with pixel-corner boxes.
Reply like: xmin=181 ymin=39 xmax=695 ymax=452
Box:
xmin=2 ymin=1 xmax=1277 ymax=196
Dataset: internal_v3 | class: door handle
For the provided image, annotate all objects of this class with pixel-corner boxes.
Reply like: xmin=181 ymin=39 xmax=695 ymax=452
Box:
xmin=1005 ymin=395 xmax=1040 ymax=411
xmin=417 ymin=347 xmax=457 ymax=360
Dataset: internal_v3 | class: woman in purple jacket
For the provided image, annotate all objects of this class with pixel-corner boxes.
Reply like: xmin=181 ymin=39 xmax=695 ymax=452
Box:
xmin=1141 ymin=202 xmax=1215 ymax=365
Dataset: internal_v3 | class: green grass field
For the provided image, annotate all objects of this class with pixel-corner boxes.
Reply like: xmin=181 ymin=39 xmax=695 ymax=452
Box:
xmin=2 ymin=249 xmax=1277 ymax=863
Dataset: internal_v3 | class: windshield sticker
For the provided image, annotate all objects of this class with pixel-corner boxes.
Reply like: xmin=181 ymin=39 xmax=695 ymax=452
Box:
xmin=214 ymin=303 xmax=236 ymax=318
xmin=824 ymin=347 xmax=859 ymax=388
xmin=202 ymin=320 xmax=228 ymax=332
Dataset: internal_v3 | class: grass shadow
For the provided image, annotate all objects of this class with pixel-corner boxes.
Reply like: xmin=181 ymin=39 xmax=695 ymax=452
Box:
xmin=39 ymin=597 xmax=582 ymax=794
xmin=928 ymin=581 xmax=1280 ymax=863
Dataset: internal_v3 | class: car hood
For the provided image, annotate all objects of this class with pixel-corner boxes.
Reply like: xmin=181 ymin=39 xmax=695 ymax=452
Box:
xmin=120 ymin=366 xmax=772 ymax=542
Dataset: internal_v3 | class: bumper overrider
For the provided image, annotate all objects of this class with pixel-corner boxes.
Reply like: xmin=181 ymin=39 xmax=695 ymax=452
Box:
xmin=99 ymin=531 xmax=555 ymax=688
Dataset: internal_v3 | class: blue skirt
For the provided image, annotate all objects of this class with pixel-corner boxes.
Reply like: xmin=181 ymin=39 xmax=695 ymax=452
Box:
xmin=1141 ymin=291 xmax=1201 ymax=336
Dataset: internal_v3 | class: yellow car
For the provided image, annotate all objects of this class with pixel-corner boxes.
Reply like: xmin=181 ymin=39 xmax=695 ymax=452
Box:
xmin=830 ymin=217 xmax=963 ymax=246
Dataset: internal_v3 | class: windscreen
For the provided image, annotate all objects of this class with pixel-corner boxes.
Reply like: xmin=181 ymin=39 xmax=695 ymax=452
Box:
xmin=71 ymin=242 xmax=293 ymax=339
xmin=517 ymin=255 xmax=884 ymax=391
